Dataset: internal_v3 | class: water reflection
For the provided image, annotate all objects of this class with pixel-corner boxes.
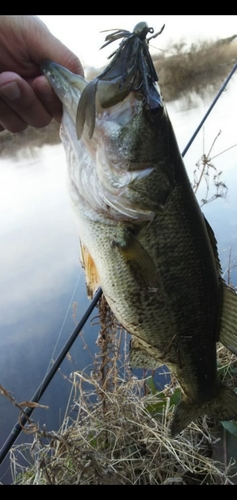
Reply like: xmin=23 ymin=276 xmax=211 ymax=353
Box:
xmin=1 ymin=76 xmax=237 ymax=483
xmin=0 ymin=144 xmax=102 ymax=483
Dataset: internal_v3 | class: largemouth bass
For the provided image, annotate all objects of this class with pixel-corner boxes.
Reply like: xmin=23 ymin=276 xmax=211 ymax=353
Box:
xmin=42 ymin=22 xmax=237 ymax=436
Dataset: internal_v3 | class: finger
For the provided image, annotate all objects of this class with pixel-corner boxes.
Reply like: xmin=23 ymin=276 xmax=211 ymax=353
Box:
xmin=25 ymin=19 xmax=84 ymax=78
xmin=0 ymin=72 xmax=52 ymax=129
xmin=32 ymin=75 xmax=62 ymax=123
xmin=0 ymin=97 xmax=28 ymax=133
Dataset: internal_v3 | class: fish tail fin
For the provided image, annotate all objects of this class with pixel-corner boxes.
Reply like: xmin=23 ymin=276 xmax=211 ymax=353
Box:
xmin=171 ymin=383 xmax=237 ymax=437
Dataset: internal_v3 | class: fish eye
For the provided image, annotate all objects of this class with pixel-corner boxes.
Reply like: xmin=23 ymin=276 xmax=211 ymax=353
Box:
xmin=146 ymin=105 xmax=164 ymax=121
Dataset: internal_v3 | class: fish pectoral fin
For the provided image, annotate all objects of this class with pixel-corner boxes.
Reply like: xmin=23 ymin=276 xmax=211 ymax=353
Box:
xmin=171 ymin=383 xmax=237 ymax=437
xmin=80 ymin=243 xmax=100 ymax=299
xmin=115 ymin=231 xmax=161 ymax=291
xmin=130 ymin=337 xmax=164 ymax=370
xmin=219 ymin=282 xmax=237 ymax=355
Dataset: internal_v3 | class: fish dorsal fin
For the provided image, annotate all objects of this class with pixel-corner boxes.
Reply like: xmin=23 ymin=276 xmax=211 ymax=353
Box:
xmin=219 ymin=282 xmax=237 ymax=355
xmin=203 ymin=215 xmax=222 ymax=274
xmin=202 ymin=216 xmax=237 ymax=355
xmin=79 ymin=242 xmax=100 ymax=299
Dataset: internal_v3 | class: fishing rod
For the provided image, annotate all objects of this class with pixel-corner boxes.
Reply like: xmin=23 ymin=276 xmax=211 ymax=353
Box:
xmin=0 ymin=287 xmax=102 ymax=466
xmin=182 ymin=60 xmax=237 ymax=157
xmin=1 ymin=60 xmax=237 ymax=469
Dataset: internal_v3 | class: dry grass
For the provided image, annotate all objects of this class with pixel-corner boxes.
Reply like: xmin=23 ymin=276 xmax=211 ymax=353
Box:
xmin=153 ymin=38 xmax=237 ymax=102
xmin=9 ymin=298 xmax=237 ymax=485
xmin=9 ymin=376 xmax=232 ymax=485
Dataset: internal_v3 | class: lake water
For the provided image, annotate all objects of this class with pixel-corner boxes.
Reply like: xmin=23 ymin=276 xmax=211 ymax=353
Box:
xmin=1 ymin=74 xmax=237 ymax=484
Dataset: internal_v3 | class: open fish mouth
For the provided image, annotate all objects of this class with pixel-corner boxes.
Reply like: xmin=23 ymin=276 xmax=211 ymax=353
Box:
xmin=41 ymin=60 xmax=160 ymax=223
xmin=42 ymin=21 xmax=164 ymax=141
xmin=41 ymin=26 xmax=168 ymax=224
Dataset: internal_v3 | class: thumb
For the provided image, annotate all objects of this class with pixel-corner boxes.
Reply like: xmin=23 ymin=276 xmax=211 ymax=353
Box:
xmin=24 ymin=16 xmax=84 ymax=77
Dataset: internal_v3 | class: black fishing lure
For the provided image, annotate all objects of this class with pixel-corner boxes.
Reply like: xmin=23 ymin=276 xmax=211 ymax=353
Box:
xmin=99 ymin=22 xmax=164 ymax=94
xmin=76 ymin=22 xmax=165 ymax=140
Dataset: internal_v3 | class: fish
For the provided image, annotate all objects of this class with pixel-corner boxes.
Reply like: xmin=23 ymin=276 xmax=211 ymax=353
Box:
xmin=41 ymin=21 xmax=237 ymax=436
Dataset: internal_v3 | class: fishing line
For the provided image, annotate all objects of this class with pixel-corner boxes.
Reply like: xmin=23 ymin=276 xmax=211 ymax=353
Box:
xmin=42 ymin=270 xmax=82 ymax=383
xmin=0 ymin=286 xmax=102 ymax=466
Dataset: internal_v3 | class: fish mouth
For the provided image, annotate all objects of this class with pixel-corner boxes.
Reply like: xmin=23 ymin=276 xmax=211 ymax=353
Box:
xmin=41 ymin=60 xmax=87 ymax=107
xmin=74 ymin=23 xmax=164 ymax=138
xmin=41 ymin=22 xmax=164 ymax=140
xmin=40 ymin=30 xmax=166 ymax=223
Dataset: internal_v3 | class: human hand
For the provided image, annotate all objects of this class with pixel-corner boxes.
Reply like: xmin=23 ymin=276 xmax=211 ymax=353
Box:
xmin=0 ymin=15 xmax=84 ymax=133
